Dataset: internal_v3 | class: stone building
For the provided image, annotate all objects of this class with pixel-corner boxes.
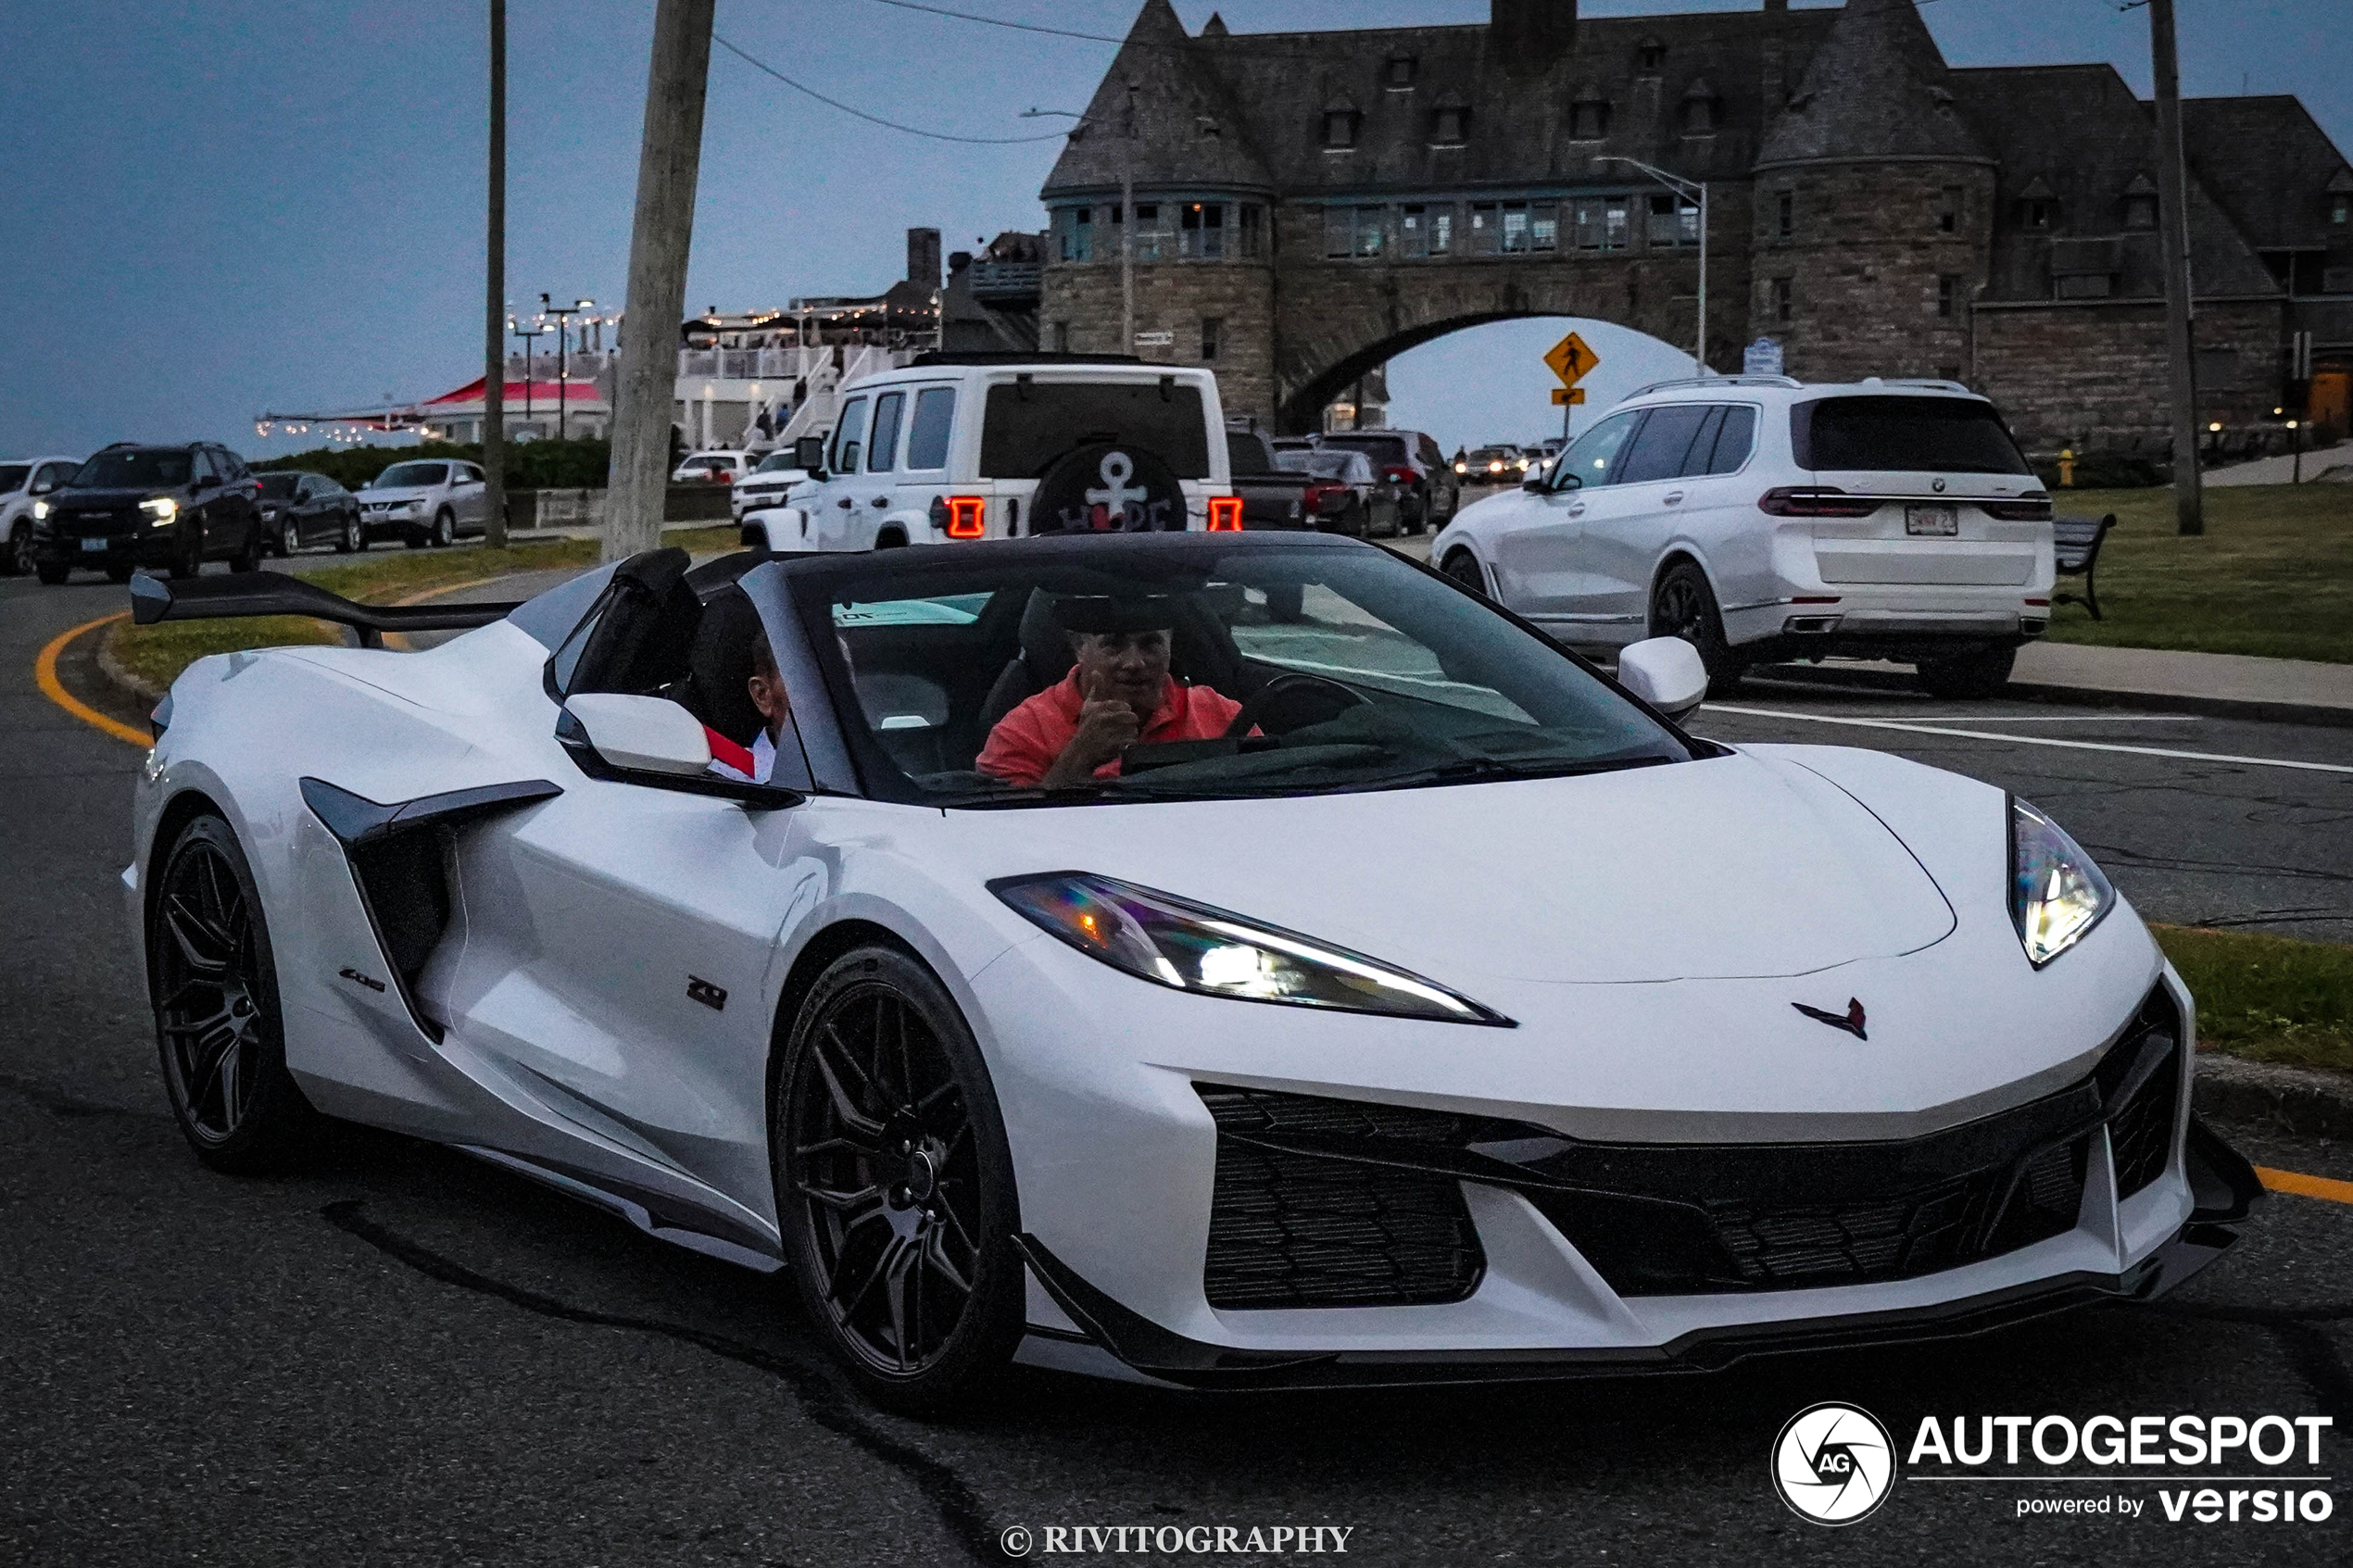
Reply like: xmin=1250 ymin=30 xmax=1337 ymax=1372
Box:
xmin=1037 ymin=0 xmax=2353 ymax=458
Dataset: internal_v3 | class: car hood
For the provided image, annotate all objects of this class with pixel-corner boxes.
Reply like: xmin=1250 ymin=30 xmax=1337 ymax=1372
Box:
xmin=362 ymin=487 xmax=435 ymax=502
xmin=954 ymin=748 xmax=1956 ymax=985
xmin=49 ymin=487 xmax=171 ymax=509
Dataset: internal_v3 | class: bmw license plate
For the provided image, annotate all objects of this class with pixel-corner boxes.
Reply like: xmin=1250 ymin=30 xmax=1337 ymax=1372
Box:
xmin=81 ymin=537 xmax=108 ymax=553
xmin=1905 ymin=504 xmax=1958 ymax=537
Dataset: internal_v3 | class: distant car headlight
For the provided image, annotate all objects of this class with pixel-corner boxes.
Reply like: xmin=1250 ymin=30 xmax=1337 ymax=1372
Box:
xmin=1453 ymin=462 xmax=1466 ymax=474
xmin=2010 ymin=797 xmax=2114 ymax=966
xmin=141 ymin=496 xmax=178 ymax=525
xmin=31 ymin=500 xmax=51 ymax=520
xmin=991 ymin=872 xmax=1510 ymax=1025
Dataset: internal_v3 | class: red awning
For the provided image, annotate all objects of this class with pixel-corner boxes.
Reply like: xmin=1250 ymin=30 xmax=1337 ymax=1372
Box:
xmin=422 ymin=376 xmax=603 ymax=407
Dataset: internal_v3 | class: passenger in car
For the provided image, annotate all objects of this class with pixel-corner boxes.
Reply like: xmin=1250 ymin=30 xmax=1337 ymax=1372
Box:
xmin=975 ymin=596 xmax=1243 ymax=788
xmin=706 ymin=631 xmax=791 ymax=784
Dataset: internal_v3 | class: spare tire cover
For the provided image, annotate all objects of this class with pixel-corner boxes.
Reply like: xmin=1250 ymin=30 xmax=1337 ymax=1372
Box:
xmin=1028 ymin=441 xmax=1189 ymax=534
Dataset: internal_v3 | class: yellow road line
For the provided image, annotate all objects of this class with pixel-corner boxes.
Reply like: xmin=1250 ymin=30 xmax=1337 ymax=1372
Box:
xmin=35 ymin=613 xmax=149 ymax=747
xmin=2258 ymin=1166 xmax=2353 ymax=1206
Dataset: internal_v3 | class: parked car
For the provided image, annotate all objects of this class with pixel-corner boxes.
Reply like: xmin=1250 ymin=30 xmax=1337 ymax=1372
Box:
xmin=0 ymin=454 xmax=84 ymax=576
xmin=673 ymin=450 xmax=755 ymax=485
xmin=1455 ymin=445 xmax=1529 ymax=483
xmin=732 ymin=448 xmax=812 ymax=521
xmin=28 ymin=441 xmax=262 ymax=584
xmin=357 ymin=459 xmax=494 ymax=548
xmin=1222 ymin=432 xmax=1312 ymax=530
xmin=745 ymin=352 xmax=1237 ymax=551
xmin=1429 ymin=375 xmax=2056 ymax=697
xmin=257 ymin=470 xmax=366 ymax=557
xmin=1274 ymin=447 xmax=1402 ymax=538
xmin=1314 ymin=429 xmax=1455 ymax=533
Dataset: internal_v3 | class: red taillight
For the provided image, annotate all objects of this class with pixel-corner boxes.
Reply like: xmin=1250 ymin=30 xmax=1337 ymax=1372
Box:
xmin=1304 ymin=481 xmax=1347 ymax=512
xmin=1982 ymin=491 xmax=2054 ymax=521
xmin=1758 ymin=485 xmax=1881 ymax=519
xmin=1206 ymin=495 xmax=1243 ymax=532
xmin=942 ymin=495 xmax=986 ymax=538
xmin=1383 ymin=466 xmax=1415 ymax=483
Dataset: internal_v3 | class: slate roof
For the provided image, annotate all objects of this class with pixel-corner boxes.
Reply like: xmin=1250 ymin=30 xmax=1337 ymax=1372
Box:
xmin=1754 ymin=0 xmax=1989 ymax=169
xmin=2180 ymin=95 xmax=2353 ymax=251
xmin=1039 ymin=0 xmax=1275 ymax=196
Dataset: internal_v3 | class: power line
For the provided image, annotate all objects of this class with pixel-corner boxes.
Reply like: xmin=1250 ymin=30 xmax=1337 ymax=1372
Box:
xmin=711 ymin=31 xmax=1074 ymax=144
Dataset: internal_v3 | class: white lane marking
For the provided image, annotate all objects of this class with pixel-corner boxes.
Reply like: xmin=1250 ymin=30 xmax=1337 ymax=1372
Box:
xmin=1781 ymin=712 xmax=2204 ymax=723
xmin=1703 ymin=705 xmax=2353 ymax=776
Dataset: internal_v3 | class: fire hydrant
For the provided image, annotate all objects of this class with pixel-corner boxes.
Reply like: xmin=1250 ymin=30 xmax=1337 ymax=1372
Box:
xmin=2057 ymin=447 xmax=2076 ymax=487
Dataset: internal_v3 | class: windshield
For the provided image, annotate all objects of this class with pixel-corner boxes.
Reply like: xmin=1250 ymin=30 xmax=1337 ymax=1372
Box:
xmin=71 ymin=450 xmax=190 ymax=489
xmin=1794 ymin=395 xmax=2032 ymax=474
xmin=756 ymin=452 xmax=799 ymax=472
xmin=785 ymin=538 xmax=1695 ymax=809
xmin=1318 ymin=434 xmax=1408 ymax=466
xmin=1274 ymin=451 xmax=1361 ymax=481
xmin=979 ymin=381 xmax=1210 ymax=479
xmin=375 ymin=462 xmax=448 ymax=488
xmin=257 ymin=472 xmax=302 ymax=499
xmin=0 ymin=466 xmax=28 ymax=493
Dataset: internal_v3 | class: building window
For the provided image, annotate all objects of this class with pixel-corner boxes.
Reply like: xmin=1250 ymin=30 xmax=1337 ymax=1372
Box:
xmin=1132 ymin=203 xmax=1164 ymax=262
xmin=1573 ymin=196 xmax=1628 ymax=251
xmin=1056 ymin=207 xmax=1093 ymax=263
xmin=1647 ymin=194 xmax=1698 ymax=247
xmin=1469 ymin=203 xmax=1499 ymax=256
xmin=1180 ymin=202 xmax=1226 ymax=260
xmin=2331 ymin=194 xmax=2347 ymax=225
xmin=1776 ymin=191 xmax=1793 ymax=241
xmin=1637 ymin=37 xmax=1666 ymax=73
xmin=1771 ymin=277 xmax=1793 ymax=324
xmin=1678 ymin=82 xmax=1718 ymax=137
xmin=2057 ymin=273 xmax=2113 ymax=299
xmin=1940 ymin=185 xmax=1962 ymax=233
xmin=1431 ymin=104 xmax=1468 ymax=145
xmin=1387 ymin=56 xmax=1416 ymax=89
xmin=1052 ymin=320 xmax=1070 ymax=353
xmin=1530 ymin=202 xmax=1558 ymax=251
xmin=1236 ymin=203 xmax=1264 ymax=259
xmin=2017 ymin=198 xmax=2054 ymax=230
xmin=1354 ymin=206 xmax=1384 ymax=257
xmin=1323 ymin=110 xmax=1359 ymax=149
xmin=1432 ymin=207 xmax=1453 ymax=255
xmin=1937 ymin=275 xmax=1959 ymax=319
xmin=2123 ymin=193 xmax=2157 ymax=230
xmin=1323 ymin=206 xmax=1384 ymax=259
xmin=1502 ymin=201 xmax=1530 ymax=254
xmin=1201 ymin=318 xmax=1222 ymax=362
xmin=1569 ymin=95 xmax=1610 ymax=141
xmin=1402 ymin=205 xmax=1430 ymax=258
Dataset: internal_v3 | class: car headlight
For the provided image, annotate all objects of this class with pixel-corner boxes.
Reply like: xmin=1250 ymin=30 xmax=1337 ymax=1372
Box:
xmin=991 ymin=872 xmax=1510 ymax=1025
xmin=31 ymin=500 xmax=50 ymax=520
xmin=141 ymin=496 xmax=178 ymax=524
xmin=2010 ymin=797 xmax=2114 ymax=966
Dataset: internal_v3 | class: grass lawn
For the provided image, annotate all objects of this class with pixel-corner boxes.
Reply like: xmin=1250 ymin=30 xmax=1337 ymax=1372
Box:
xmin=106 ymin=524 xmax=742 ymax=693
xmin=2041 ymin=483 xmax=2353 ymax=663
xmin=2153 ymin=924 xmax=2353 ymax=1075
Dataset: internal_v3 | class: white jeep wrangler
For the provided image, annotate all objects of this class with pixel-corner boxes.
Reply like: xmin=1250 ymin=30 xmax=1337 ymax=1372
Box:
xmin=740 ymin=353 xmax=1241 ymax=551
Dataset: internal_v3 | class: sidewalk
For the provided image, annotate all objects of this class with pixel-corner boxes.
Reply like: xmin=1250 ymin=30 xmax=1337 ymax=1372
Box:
xmin=2204 ymin=438 xmax=2351 ymax=486
xmin=1763 ymin=640 xmax=2353 ymax=726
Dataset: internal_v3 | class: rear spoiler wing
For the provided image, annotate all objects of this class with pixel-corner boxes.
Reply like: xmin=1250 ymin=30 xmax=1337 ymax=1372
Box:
xmin=128 ymin=571 xmax=522 ymax=650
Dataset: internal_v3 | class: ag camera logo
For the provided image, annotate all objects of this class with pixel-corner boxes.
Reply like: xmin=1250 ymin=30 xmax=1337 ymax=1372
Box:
xmin=1773 ymin=1403 xmax=1896 ymax=1525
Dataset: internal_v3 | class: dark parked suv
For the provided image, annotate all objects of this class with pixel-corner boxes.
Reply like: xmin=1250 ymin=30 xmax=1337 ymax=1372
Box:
xmin=31 ymin=442 xmax=263 ymax=584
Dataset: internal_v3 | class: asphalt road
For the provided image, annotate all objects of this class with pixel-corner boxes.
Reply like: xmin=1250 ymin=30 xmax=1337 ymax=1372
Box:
xmin=3 ymin=562 xmax=2348 ymax=1568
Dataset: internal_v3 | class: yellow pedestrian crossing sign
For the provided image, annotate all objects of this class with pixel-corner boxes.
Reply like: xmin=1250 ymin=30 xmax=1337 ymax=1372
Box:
xmin=1544 ymin=331 xmax=1598 ymax=388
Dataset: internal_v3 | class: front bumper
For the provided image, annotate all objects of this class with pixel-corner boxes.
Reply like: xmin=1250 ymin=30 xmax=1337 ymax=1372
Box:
xmin=31 ymin=529 xmax=172 ymax=568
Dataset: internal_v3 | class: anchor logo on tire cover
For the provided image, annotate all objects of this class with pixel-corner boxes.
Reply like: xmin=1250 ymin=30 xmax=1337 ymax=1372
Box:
xmin=1083 ymin=450 xmax=1149 ymax=530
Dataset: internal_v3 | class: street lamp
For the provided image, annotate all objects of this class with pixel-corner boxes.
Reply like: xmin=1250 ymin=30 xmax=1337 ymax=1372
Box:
xmin=1026 ymin=94 xmax=1138 ymax=354
xmin=2286 ymin=418 xmax=2304 ymax=484
xmin=540 ymin=295 xmax=595 ymax=442
xmin=510 ymin=316 xmax=550 ymax=435
xmin=1595 ymin=156 xmax=1708 ymax=376
xmin=2207 ymin=419 xmax=2223 ymax=467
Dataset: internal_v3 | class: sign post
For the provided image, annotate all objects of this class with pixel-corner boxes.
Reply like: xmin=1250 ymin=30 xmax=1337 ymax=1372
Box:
xmin=1545 ymin=331 xmax=1598 ymax=442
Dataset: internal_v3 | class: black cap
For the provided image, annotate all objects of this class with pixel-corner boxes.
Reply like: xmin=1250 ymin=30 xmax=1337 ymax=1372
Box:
xmin=1054 ymin=595 xmax=1181 ymax=634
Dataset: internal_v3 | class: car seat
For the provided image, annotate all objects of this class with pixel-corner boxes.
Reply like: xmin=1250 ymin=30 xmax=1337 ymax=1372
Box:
xmin=674 ymin=584 xmax=769 ymax=746
xmin=974 ymin=588 xmax=1262 ymax=734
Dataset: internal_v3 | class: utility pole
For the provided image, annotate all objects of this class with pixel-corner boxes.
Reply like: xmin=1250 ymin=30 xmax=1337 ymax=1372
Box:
xmin=605 ymin=0 xmax=715 ymax=559
xmin=483 ymin=0 xmax=508 ymax=546
xmin=2149 ymin=0 xmax=2203 ymax=535
xmin=1121 ymin=82 xmax=1137 ymax=355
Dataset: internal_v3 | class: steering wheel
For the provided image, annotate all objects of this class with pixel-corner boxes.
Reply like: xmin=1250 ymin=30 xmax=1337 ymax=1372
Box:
xmin=1222 ymin=672 xmax=1370 ymax=738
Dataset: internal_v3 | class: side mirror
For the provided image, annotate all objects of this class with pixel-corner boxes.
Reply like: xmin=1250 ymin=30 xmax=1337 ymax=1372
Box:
xmin=1521 ymin=475 xmax=1547 ymax=493
xmin=1617 ymin=636 xmax=1708 ymax=721
xmin=31 ymin=478 xmax=53 ymax=495
xmin=793 ymin=435 xmax=828 ymax=475
xmin=563 ymin=693 xmax=711 ymax=776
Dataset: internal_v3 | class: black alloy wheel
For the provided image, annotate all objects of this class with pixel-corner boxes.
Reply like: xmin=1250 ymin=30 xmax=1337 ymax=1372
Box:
xmin=5 ymin=521 xmax=31 ymax=576
xmin=1649 ymin=560 xmax=1745 ymax=696
xmin=775 ymin=946 xmax=1022 ymax=1411
xmin=280 ymin=519 xmax=302 ymax=557
xmin=1441 ymin=547 xmax=1489 ymax=597
xmin=338 ymin=511 xmax=363 ymax=554
xmin=432 ymin=508 xmax=455 ymax=547
xmin=148 ymin=815 xmax=317 ymax=1173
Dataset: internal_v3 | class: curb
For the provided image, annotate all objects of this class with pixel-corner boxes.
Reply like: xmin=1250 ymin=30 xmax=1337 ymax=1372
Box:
xmin=2194 ymin=1053 xmax=2353 ymax=1140
xmin=1750 ymin=660 xmax=2353 ymax=730
xmin=94 ymin=621 xmax=166 ymax=708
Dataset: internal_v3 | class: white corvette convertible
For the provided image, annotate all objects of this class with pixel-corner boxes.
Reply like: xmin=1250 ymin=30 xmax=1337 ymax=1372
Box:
xmin=124 ymin=533 xmax=2260 ymax=1409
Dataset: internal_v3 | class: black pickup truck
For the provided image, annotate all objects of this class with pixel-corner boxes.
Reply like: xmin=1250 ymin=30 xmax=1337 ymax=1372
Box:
xmin=1224 ymin=431 xmax=1315 ymax=530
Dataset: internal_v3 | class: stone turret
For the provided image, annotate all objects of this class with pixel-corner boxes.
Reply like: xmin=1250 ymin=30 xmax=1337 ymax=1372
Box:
xmin=1750 ymin=0 xmax=1995 ymax=383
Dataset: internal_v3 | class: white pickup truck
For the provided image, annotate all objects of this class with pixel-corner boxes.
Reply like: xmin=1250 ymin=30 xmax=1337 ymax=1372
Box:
xmin=739 ymin=353 xmax=1242 ymax=551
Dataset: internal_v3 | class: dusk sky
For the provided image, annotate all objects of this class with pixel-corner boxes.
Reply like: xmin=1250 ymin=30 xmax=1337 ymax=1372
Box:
xmin=3 ymin=1 xmax=2347 ymax=461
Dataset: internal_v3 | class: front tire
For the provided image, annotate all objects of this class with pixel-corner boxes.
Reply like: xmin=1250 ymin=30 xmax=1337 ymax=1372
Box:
xmin=280 ymin=520 xmax=301 ymax=557
xmin=431 ymin=508 xmax=455 ymax=547
xmin=336 ymin=512 xmax=363 ymax=554
xmin=1441 ymin=547 xmax=1488 ymax=596
xmin=147 ymin=814 xmax=319 ymax=1173
xmin=231 ymin=521 xmax=262 ymax=574
xmin=774 ymin=946 xmax=1023 ymax=1412
xmin=169 ymin=524 xmax=201 ymax=581
xmin=36 ymin=562 xmax=69 ymax=585
xmin=3 ymin=521 xmax=29 ymax=576
xmin=1917 ymin=646 xmax=2018 ymax=699
xmin=1650 ymin=560 xmax=1745 ymax=696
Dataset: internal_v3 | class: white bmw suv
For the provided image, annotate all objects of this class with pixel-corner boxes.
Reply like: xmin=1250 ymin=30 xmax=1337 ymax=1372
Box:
xmin=1430 ymin=376 xmax=2056 ymax=697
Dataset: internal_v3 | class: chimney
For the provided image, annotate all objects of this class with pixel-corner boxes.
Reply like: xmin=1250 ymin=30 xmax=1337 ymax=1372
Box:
xmin=906 ymin=227 xmax=942 ymax=289
xmin=1491 ymin=0 xmax=1577 ymax=64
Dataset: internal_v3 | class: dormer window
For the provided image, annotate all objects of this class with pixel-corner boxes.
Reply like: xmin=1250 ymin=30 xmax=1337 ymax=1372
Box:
xmin=1386 ymin=56 xmax=1417 ymax=89
xmin=2123 ymin=195 xmax=2157 ymax=229
xmin=1569 ymin=87 xmax=1610 ymax=141
xmin=1679 ymin=79 xmax=1718 ymax=136
xmin=1431 ymin=103 xmax=1468 ymax=145
xmin=2015 ymin=176 xmax=2057 ymax=232
xmin=1323 ymin=108 xmax=1360 ymax=149
xmin=2329 ymin=168 xmax=2353 ymax=224
xmin=1637 ymin=37 xmax=1666 ymax=74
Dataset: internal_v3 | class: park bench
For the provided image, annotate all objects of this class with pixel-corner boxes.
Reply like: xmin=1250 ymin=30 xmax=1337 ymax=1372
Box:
xmin=2052 ymin=512 xmax=2119 ymax=621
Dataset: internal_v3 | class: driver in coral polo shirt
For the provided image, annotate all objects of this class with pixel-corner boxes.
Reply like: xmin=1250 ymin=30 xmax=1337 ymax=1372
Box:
xmin=976 ymin=596 xmax=1243 ymax=789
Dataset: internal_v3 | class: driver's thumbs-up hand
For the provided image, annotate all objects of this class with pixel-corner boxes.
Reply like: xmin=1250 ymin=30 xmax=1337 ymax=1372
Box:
xmin=1069 ymin=669 xmax=1143 ymax=767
